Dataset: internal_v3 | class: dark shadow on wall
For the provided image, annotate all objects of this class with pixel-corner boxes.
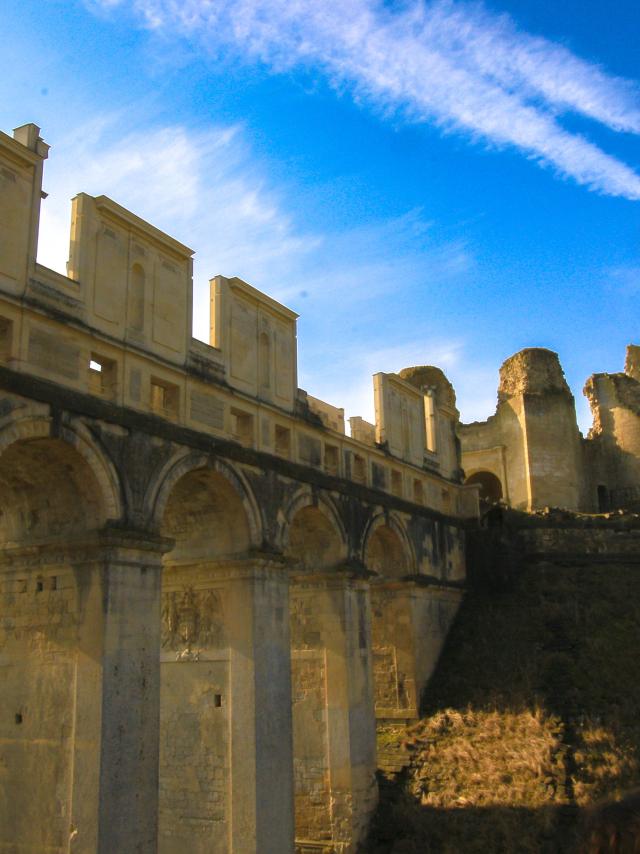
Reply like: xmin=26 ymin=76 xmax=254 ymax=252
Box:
xmin=361 ymin=527 xmax=640 ymax=853
xmin=366 ymin=791 xmax=580 ymax=853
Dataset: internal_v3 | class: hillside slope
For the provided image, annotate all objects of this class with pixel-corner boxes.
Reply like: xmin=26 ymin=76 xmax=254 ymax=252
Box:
xmin=365 ymin=558 xmax=640 ymax=853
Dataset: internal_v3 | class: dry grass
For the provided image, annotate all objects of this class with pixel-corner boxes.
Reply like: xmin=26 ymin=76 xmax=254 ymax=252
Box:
xmin=406 ymin=708 xmax=565 ymax=808
xmin=364 ymin=560 xmax=640 ymax=853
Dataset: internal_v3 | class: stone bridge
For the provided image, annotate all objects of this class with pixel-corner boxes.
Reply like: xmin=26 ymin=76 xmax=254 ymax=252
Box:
xmin=0 ymin=124 xmax=477 ymax=853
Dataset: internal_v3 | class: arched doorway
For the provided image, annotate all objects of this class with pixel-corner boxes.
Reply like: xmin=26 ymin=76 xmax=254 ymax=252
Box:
xmin=364 ymin=517 xmax=417 ymax=718
xmin=465 ymin=470 xmax=503 ymax=504
xmin=158 ymin=465 xmax=252 ymax=852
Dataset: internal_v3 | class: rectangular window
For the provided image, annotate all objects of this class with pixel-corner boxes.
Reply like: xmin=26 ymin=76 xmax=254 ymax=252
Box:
xmin=230 ymin=407 xmax=254 ymax=446
xmin=352 ymin=453 xmax=367 ymax=485
xmin=324 ymin=444 xmax=339 ymax=476
xmin=372 ymin=462 xmax=388 ymax=490
xmin=424 ymin=392 xmax=437 ymax=453
xmin=275 ymin=424 xmax=291 ymax=458
xmin=413 ymin=479 xmax=424 ymax=505
xmin=391 ymin=470 xmax=403 ymax=497
xmin=298 ymin=433 xmax=322 ymax=467
xmin=88 ymin=353 xmax=117 ymax=399
xmin=0 ymin=317 xmax=12 ymax=362
xmin=150 ymin=377 xmax=179 ymax=418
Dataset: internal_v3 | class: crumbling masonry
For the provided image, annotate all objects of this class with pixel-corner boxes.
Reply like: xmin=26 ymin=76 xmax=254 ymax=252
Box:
xmin=459 ymin=346 xmax=640 ymax=513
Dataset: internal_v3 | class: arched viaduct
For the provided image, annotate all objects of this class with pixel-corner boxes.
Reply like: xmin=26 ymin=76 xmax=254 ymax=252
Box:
xmin=0 ymin=123 xmax=477 ymax=853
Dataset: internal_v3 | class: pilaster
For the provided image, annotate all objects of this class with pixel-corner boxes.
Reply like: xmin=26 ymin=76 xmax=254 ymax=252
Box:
xmin=290 ymin=569 xmax=377 ymax=853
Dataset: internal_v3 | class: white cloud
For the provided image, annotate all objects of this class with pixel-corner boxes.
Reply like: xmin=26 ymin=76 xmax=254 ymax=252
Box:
xmin=37 ymin=115 xmax=474 ymax=425
xmin=422 ymin=1 xmax=640 ymax=134
xmin=90 ymin=0 xmax=640 ymax=200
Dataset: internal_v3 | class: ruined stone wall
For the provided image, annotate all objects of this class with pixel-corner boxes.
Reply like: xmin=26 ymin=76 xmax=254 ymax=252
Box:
xmin=461 ymin=345 xmax=640 ymax=514
xmin=290 ymin=578 xmax=377 ymax=851
xmin=460 ymin=349 xmax=585 ymax=511
xmin=584 ymin=347 xmax=640 ymax=510
xmin=499 ymin=349 xmax=583 ymax=511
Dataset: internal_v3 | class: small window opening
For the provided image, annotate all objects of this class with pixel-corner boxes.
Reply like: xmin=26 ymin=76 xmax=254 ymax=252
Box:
xmin=36 ymin=579 xmax=44 ymax=592
xmin=150 ymin=377 xmax=179 ymax=418
xmin=324 ymin=444 xmax=339 ymax=476
xmin=0 ymin=317 xmax=13 ymax=362
xmin=352 ymin=453 xmax=367 ymax=484
xmin=15 ymin=713 xmax=23 ymax=725
xmin=89 ymin=354 xmax=117 ymax=399
xmin=49 ymin=576 xmax=58 ymax=591
xmin=391 ymin=470 xmax=403 ymax=497
xmin=597 ymin=484 xmax=610 ymax=513
xmin=230 ymin=408 xmax=254 ymax=446
xmin=275 ymin=425 xmax=291 ymax=458
xmin=424 ymin=391 xmax=437 ymax=453
xmin=214 ymin=694 xmax=222 ymax=708
xmin=413 ymin=479 xmax=424 ymax=505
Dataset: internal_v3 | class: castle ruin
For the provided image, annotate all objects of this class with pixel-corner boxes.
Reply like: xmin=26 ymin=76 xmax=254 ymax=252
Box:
xmin=459 ymin=346 xmax=640 ymax=513
xmin=1 ymin=121 xmax=638 ymax=854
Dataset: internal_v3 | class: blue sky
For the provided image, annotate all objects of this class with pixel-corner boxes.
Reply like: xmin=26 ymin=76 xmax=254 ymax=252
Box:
xmin=2 ymin=0 xmax=639 ymax=431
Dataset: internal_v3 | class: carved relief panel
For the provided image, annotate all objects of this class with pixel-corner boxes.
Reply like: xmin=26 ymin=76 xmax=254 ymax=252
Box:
xmin=161 ymin=586 xmax=225 ymax=660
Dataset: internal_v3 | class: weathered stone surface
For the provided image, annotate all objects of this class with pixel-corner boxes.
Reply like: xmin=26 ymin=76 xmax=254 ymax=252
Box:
xmin=458 ymin=345 xmax=640 ymax=514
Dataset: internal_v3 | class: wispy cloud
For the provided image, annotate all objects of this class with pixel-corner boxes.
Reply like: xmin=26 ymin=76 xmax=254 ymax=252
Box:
xmin=90 ymin=0 xmax=640 ymax=200
xmin=605 ymin=265 xmax=640 ymax=296
xmin=37 ymin=115 xmax=474 ymax=422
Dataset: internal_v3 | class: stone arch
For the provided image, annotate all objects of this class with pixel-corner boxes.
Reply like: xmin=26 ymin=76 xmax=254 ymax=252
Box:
xmin=0 ymin=416 xmax=120 ymax=542
xmin=0 ymin=419 xmax=120 ymax=543
xmin=150 ymin=451 xmax=262 ymax=559
xmin=280 ymin=489 xmax=347 ymax=571
xmin=362 ymin=512 xmax=415 ymax=578
xmin=465 ymin=469 xmax=503 ymax=504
